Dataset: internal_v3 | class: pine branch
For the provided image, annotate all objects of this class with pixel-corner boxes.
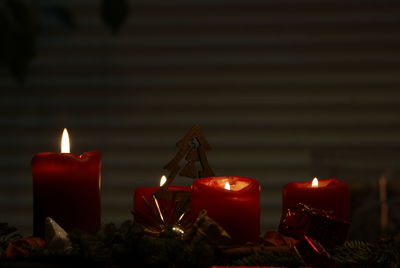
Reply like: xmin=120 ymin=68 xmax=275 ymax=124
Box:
xmin=330 ymin=240 xmax=400 ymax=268
xmin=0 ymin=223 xmax=22 ymax=258
xmin=3 ymin=221 xmax=400 ymax=268
xmin=228 ymin=248 xmax=303 ymax=266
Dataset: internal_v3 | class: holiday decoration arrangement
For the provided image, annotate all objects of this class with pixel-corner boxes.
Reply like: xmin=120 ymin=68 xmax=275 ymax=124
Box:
xmin=1 ymin=124 xmax=400 ymax=268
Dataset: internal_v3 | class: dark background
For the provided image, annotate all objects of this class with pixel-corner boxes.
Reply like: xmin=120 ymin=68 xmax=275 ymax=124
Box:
xmin=1 ymin=0 xmax=400 ymax=240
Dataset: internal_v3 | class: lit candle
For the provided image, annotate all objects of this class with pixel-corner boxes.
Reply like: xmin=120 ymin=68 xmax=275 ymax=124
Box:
xmin=282 ymin=178 xmax=349 ymax=220
xmin=191 ymin=176 xmax=260 ymax=244
xmin=31 ymin=129 xmax=102 ymax=237
xmin=133 ymin=175 xmax=191 ymax=230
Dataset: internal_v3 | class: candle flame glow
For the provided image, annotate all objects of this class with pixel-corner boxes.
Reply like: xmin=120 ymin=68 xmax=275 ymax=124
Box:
xmin=61 ymin=128 xmax=70 ymax=153
xmin=224 ymin=181 xmax=231 ymax=190
xmin=172 ymin=226 xmax=185 ymax=234
xmin=160 ymin=175 xmax=167 ymax=187
xmin=312 ymin=177 xmax=319 ymax=188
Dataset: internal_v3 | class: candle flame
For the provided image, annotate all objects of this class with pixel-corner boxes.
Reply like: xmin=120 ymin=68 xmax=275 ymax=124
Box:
xmin=224 ymin=181 xmax=231 ymax=190
xmin=160 ymin=175 xmax=167 ymax=187
xmin=61 ymin=128 xmax=70 ymax=153
xmin=312 ymin=177 xmax=319 ymax=188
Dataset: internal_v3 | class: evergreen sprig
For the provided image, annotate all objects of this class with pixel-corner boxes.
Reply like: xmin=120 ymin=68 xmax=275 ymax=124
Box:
xmin=330 ymin=240 xmax=400 ymax=268
xmin=68 ymin=221 xmax=215 ymax=267
xmin=229 ymin=249 xmax=303 ymax=267
xmin=0 ymin=223 xmax=22 ymax=258
xmin=2 ymin=221 xmax=400 ymax=268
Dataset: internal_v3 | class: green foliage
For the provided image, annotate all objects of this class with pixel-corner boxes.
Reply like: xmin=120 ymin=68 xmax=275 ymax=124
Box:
xmin=2 ymin=221 xmax=400 ymax=267
xmin=229 ymin=249 xmax=303 ymax=267
xmin=101 ymin=0 xmax=130 ymax=34
xmin=0 ymin=223 xmax=22 ymax=258
xmin=0 ymin=0 xmax=39 ymax=82
xmin=0 ymin=0 xmax=130 ymax=82
xmin=330 ymin=240 xmax=400 ymax=268
xmin=68 ymin=220 xmax=215 ymax=267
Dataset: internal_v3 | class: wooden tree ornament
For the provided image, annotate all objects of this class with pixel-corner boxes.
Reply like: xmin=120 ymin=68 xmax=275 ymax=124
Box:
xmin=146 ymin=124 xmax=215 ymax=235
xmin=161 ymin=124 xmax=215 ymax=189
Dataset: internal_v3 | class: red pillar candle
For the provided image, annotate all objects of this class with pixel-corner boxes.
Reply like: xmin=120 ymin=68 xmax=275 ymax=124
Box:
xmin=282 ymin=178 xmax=349 ymax=221
xmin=191 ymin=176 xmax=260 ymax=244
xmin=31 ymin=129 xmax=102 ymax=237
xmin=133 ymin=175 xmax=191 ymax=230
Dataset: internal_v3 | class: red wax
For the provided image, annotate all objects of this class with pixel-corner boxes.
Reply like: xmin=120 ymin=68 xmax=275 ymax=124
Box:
xmin=133 ymin=185 xmax=191 ymax=227
xmin=191 ymin=176 xmax=260 ymax=244
xmin=282 ymin=178 xmax=349 ymax=221
xmin=31 ymin=151 xmax=102 ymax=237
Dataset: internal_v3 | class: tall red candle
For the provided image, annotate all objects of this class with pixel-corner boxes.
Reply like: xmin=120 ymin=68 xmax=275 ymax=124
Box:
xmin=282 ymin=178 xmax=349 ymax=221
xmin=31 ymin=129 xmax=102 ymax=237
xmin=191 ymin=176 xmax=260 ymax=244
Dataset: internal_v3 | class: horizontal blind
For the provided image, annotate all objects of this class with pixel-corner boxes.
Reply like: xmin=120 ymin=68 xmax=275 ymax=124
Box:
xmin=1 ymin=0 xmax=400 ymax=235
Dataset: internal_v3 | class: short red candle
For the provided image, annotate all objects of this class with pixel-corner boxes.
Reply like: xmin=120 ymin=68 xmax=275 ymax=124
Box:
xmin=133 ymin=185 xmax=191 ymax=224
xmin=31 ymin=129 xmax=102 ymax=237
xmin=191 ymin=176 xmax=260 ymax=244
xmin=282 ymin=178 xmax=349 ymax=221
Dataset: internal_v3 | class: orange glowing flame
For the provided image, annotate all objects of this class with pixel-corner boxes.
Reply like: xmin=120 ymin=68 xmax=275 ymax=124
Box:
xmin=160 ymin=175 xmax=167 ymax=187
xmin=224 ymin=181 xmax=231 ymax=190
xmin=312 ymin=177 xmax=319 ymax=188
xmin=61 ymin=128 xmax=70 ymax=153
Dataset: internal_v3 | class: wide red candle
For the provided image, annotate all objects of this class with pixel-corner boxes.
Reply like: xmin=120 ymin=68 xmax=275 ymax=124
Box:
xmin=191 ymin=176 xmax=260 ymax=244
xmin=31 ymin=129 xmax=101 ymax=237
xmin=282 ymin=178 xmax=349 ymax=221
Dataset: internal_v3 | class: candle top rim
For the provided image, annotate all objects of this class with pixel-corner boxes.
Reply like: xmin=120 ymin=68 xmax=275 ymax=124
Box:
xmin=134 ymin=185 xmax=191 ymax=191
xmin=33 ymin=151 xmax=101 ymax=156
xmin=195 ymin=176 xmax=259 ymax=192
xmin=285 ymin=178 xmax=347 ymax=189
xmin=31 ymin=151 xmax=102 ymax=165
